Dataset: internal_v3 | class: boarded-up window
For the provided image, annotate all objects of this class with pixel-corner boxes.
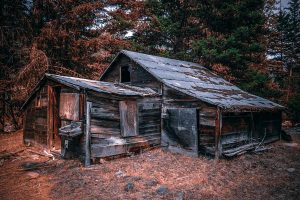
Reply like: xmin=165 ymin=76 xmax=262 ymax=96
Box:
xmin=59 ymin=93 xmax=79 ymax=121
xmin=120 ymin=100 xmax=138 ymax=136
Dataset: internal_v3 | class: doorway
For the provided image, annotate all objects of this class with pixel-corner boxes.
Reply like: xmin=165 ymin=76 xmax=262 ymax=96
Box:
xmin=166 ymin=108 xmax=198 ymax=153
xmin=48 ymin=86 xmax=61 ymax=152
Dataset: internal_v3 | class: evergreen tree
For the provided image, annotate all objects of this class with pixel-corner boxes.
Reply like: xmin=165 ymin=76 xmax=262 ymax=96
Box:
xmin=132 ymin=0 xmax=203 ymax=60
xmin=192 ymin=0 xmax=266 ymax=85
xmin=282 ymin=0 xmax=300 ymax=69
xmin=0 ymin=0 xmax=31 ymax=80
xmin=281 ymin=0 xmax=300 ymax=121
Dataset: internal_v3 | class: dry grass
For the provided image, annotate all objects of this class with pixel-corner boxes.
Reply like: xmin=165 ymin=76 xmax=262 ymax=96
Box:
xmin=0 ymin=130 xmax=299 ymax=200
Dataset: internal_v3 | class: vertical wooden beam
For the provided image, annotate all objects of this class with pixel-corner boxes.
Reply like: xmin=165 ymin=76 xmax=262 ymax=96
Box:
xmin=47 ymin=85 xmax=54 ymax=149
xmin=195 ymin=109 xmax=199 ymax=157
xmin=79 ymin=93 xmax=85 ymax=120
xmin=85 ymin=101 xmax=92 ymax=166
xmin=279 ymin=111 xmax=282 ymax=140
xmin=215 ymin=107 xmax=222 ymax=159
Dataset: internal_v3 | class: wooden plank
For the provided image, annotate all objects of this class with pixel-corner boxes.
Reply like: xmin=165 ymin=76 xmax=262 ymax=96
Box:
xmin=90 ymin=119 xmax=120 ymax=129
xmin=79 ymin=93 xmax=85 ymax=120
xmin=199 ymin=117 xmax=216 ymax=127
xmin=85 ymin=101 xmax=92 ymax=166
xmin=215 ymin=107 xmax=222 ymax=159
xmin=91 ymin=137 xmax=161 ymax=158
xmin=120 ymin=100 xmax=138 ymax=137
xmin=139 ymin=124 xmax=160 ymax=130
xmin=90 ymin=126 xmax=120 ymax=135
xmin=138 ymin=103 xmax=161 ymax=110
xmin=167 ymin=108 xmax=198 ymax=150
xmin=91 ymin=108 xmax=120 ymax=120
xmin=221 ymin=132 xmax=248 ymax=145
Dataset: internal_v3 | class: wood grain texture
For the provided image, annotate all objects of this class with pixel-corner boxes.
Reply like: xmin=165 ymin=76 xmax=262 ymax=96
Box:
xmin=120 ymin=100 xmax=138 ymax=137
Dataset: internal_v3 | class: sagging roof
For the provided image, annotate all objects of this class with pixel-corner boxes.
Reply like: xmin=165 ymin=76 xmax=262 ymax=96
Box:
xmin=22 ymin=73 xmax=158 ymax=110
xmin=101 ymin=50 xmax=284 ymax=111
xmin=45 ymin=74 xmax=158 ymax=96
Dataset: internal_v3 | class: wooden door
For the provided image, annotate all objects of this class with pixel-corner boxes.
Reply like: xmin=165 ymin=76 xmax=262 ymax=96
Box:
xmin=120 ymin=100 xmax=138 ymax=137
xmin=48 ymin=86 xmax=61 ymax=151
xmin=167 ymin=108 xmax=198 ymax=150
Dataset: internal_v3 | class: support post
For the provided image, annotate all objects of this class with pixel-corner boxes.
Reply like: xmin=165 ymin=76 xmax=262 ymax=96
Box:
xmin=85 ymin=101 xmax=92 ymax=166
xmin=215 ymin=107 xmax=222 ymax=159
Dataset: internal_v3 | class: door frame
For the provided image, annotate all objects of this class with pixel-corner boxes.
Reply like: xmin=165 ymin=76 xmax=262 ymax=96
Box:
xmin=47 ymin=85 xmax=61 ymax=151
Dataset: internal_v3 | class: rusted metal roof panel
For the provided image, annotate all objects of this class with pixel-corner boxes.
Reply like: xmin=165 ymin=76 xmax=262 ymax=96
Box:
xmin=46 ymin=74 xmax=158 ymax=97
xmin=120 ymin=50 xmax=284 ymax=111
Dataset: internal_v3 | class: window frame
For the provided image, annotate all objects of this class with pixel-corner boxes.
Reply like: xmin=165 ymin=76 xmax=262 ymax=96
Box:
xmin=120 ymin=65 xmax=131 ymax=83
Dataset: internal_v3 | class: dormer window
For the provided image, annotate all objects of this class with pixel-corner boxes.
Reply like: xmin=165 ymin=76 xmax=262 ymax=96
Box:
xmin=120 ymin=66 xmax=131 ymax=83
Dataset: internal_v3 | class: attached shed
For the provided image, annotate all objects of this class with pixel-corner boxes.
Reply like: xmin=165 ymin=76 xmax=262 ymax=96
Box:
xmin=22 ymin=74 xmax=161 ymax=164
xmin=100 ymin=50 xmax=284 ymax=158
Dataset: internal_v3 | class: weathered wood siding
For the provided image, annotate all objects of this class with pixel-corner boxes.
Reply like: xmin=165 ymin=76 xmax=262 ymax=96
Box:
xmin=87 ymin=93 xmax=121 ymax=139
xmin=220 ymin=111 xmax=281 ymax=153
xmin=101 ymin=55 xmax=162 ymax=93
xmin=221 ymin=112 xmax=251 ymax=150
xmin=138 ymin=98 xmax=161 ymax=136
xmin=24 ymin=100 xmax=35 ymax=140
xmin=87 ymin=92 xmax=161 ymax=159
xmin=23 ymin=85 xmax=48 ymax=146
xmin=120 ymin=100 xmax=138 ymax=137
xmin=198 ymin=107 xmax=217 ymax=154
xmin=87 ymin=92 xmax=123 ymax=158
xmin=162 ymin=85 xmax=213 ymax=155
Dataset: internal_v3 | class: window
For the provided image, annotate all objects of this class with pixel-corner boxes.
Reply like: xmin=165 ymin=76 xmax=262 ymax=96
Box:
xmin=120 ymin=66 xmax=131 ymax=83
xmin=59 ymin=93 xmax=79 ymax=121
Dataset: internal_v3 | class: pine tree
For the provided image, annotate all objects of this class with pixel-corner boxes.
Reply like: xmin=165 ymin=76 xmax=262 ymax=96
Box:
xmin=132 ymin=0 xmax=203 ymax=60
xmin=0 ymin=0 xmax=31 ymax=80
xmin=0 ymin=0 xmax=32 ymax=129
xmin=192 ymin=0 xmax=266 ymax=81
xmin=281 ymin=0 xmax=300 ymax=121
xmin=28 ymin=0 xmax=144 ymax=79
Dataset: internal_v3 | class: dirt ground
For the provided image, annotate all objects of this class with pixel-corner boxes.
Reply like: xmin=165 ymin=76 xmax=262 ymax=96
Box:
xmin=0 ymin=130 xmax=299 ymax=200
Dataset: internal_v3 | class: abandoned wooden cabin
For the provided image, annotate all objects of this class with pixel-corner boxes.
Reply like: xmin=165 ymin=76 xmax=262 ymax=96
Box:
xmin=22 ymin=73 xmax=161 ymax=164
xmin=22 ymin=50 xmax=284 ymax=164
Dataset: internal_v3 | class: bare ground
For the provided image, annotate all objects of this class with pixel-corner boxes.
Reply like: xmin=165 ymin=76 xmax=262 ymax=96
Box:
xmin=0 ymin=130 xmax=299 ymax=200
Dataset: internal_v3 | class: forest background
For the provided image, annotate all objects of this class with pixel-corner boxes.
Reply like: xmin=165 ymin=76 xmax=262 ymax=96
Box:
xmin=0 ymin=0 xmax=299 ymax=130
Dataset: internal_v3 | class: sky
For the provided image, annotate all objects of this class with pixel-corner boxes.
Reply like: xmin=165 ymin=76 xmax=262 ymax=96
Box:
xmin=281 ymin=0 xmax=290 ymax=8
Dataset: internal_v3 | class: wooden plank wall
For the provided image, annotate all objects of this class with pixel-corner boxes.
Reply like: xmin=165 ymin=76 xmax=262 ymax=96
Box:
xmin=162 ymin=85 xmax=215 ymax=155
xmin=87 ymin=93 xmax=161 ymax=159
xmin=120 ymin=100 xmax=138 ymax=137
xmin=24 ymin=85 xmax=48 ymax=146
xmin=100 ymin=55 xmax=162 ymax=93
xmin=137 ymin=98 xmax=161 ymax=136
xmin=221 ymin=112 xmax=251 ymax=149
xmin=24 ymin=100 xmax=35 ymax=140
xmin=198 ymin=107 xmax=217 ymax=154
xmin=87 ymin=93 xmax=121 ymax=139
